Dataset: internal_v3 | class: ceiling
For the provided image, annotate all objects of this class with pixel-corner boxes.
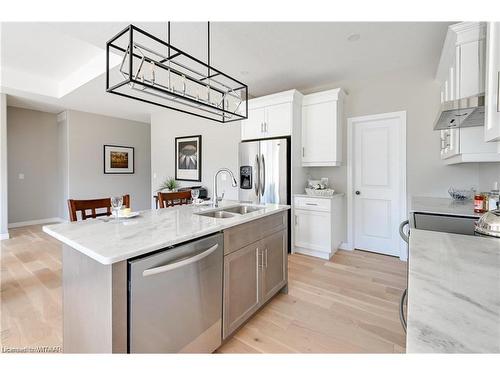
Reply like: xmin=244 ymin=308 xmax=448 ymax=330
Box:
xmin=1 ymin=22 xmax=452 ymax=123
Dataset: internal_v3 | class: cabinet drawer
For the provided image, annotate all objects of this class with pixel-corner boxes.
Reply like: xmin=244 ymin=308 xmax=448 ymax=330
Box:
xmin=224 ymin=211 xmax=287 ymax=255
xmin=294 ymin=196 xmax=331 ymax=211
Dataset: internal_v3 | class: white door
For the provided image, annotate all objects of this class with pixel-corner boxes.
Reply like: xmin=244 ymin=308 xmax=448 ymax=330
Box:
xmin=265 ymin=102 xmax=292 ymax=138
xmin=241 ymin=107 xmax=265 ymax=140
xmin=351 ymin=112 xmax=406 ymax=257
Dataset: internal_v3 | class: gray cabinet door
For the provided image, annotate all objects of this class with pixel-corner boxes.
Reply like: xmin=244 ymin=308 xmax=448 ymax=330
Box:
xmin=223 ymin=241 xmax=261 ymax=339
xmin=261 ymin=230 xmax=287 ymax=304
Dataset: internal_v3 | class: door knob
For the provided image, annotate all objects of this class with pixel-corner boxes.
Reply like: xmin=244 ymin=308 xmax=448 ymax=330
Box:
xmin=355 ymin=191 xmax=361 ymax=195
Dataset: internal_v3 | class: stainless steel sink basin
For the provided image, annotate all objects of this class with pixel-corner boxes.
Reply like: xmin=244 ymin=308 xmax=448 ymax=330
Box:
xmin=222 ymin=205 xmax=263 ymax=215
xmin=196 ymin=211 xmax=235 ymax=219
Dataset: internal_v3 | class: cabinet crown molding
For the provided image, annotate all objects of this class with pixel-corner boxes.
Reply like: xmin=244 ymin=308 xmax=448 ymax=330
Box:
xmin=248 ymin=89 xmax=303 ymax=109
xmin=302 ymin=88 xmax=345 ymax=105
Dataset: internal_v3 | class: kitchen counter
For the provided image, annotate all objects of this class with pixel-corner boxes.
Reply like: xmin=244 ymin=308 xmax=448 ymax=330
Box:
xmin=43 ymin=201 xmax=289 ymax=265
xmin=293 ymin=192 xmax=345 ymax=199
xmin=410 ymin=196 xmax=480 ymax=218
xmin=407 ymin=229 xmax=500 ymax=353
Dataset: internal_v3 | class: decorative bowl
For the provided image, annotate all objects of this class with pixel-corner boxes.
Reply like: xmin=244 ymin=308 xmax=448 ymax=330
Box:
xmin=305 ymin=188 xmax=335 ymax=197
xmin=448 ymin=187 xmax=474 ymax=201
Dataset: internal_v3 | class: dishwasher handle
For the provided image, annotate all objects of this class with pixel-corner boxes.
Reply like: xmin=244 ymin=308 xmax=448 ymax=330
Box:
xmin=399 ymin=220 xmax=410 ymax=244
xmin=400 ymin=288 xmax=407 ymax=333
xmin=142 ymin=243 xmax=219 ymax=277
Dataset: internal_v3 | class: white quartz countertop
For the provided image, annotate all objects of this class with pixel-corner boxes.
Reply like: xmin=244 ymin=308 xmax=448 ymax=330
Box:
xmin=42 ymin=201 xmax=290 ymax=265
xmin=294 ymin=192 xmax=345 ymax=199
xmin=410 ymin=196 xmax=480 ymax=218
xmin=407 ymin=229 xmax=500 ymax=353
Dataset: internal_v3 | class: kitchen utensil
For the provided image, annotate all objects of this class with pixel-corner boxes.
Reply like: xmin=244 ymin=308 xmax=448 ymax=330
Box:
xmin=475 ymin=209 xmax=500 ymax=237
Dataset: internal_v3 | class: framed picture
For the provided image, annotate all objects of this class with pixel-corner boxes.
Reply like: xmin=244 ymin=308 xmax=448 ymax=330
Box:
xmin=104 ymin=145 xmax=135 ymax=174
xmin=175 ymin=135 xmax=202 ymax=181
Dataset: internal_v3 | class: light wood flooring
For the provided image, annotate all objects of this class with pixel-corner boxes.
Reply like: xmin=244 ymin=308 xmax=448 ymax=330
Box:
xmin=1 ymin=224 xmax=407 ymax=353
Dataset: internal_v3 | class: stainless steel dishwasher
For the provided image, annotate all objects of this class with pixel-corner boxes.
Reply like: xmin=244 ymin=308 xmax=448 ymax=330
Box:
xmin=128 ymin=233 xmax=223 ymax=353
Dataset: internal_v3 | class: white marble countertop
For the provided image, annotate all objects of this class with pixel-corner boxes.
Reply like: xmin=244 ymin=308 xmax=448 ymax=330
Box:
xmin=42 ymin=201 xmax=290 ymax=265
xmin=407 ymin=229 xmax=500 ymax=353
xmin=294 ymin=192 xmax=345 ymax=199
xmin=411 ymin=196 xmax=480 ymax=218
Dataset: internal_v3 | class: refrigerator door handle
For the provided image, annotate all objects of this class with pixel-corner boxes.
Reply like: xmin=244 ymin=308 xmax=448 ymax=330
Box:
xmin=260 ymin=154 xmax=266 ymax=197
xmin=255 ymin=154 xmax=260 ymax=197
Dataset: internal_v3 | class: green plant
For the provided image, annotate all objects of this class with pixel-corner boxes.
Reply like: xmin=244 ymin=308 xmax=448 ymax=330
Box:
xmin=157 ymin=177 xmax=179 ymax=192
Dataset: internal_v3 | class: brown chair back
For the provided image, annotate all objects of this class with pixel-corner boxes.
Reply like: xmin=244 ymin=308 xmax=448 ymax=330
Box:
xmin=67 ymin=195 xmax=130 ymax=222
xmin=157 ymin=191 xmax=191 ymax=208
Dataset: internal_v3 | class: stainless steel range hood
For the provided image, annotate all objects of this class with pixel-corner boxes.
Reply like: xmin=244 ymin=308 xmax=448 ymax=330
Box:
xmin=433 ymin=94 xmax=485 ymax=130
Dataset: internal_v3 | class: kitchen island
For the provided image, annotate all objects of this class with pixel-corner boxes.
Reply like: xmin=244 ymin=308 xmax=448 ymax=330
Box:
xmin=407 ymin=229 xmax=500 ymax=353
xmin=43 ymin=201 xmax=290 ymax=353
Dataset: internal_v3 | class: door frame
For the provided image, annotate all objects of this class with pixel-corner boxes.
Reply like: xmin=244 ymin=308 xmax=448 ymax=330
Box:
xmin=346 ymin=111 xmax=407 ymax=260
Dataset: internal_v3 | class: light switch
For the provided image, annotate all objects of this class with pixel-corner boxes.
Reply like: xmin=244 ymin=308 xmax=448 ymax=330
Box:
xmin=153 ymin=172 xmax=157 ymax=179
xmin=18 ymin=173 xmax=24 ymax=180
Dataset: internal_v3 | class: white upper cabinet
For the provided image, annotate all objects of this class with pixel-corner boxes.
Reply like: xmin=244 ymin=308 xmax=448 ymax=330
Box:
xmin=485 ymin=22 xmax=500 ymax=142
xmin=241 ymin=90 xmax=300 ymax=140
xmin=435 ymin=22 xmax=500 ymax=164
xmin=241 ymin=107 xmax=266 ymax=140
xmin=301 ymin=88 xmax=345 ymax=167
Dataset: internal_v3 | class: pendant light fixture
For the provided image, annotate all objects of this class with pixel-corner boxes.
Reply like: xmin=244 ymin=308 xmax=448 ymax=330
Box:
xmin=106 ymin=23 xmax=248 ymax=123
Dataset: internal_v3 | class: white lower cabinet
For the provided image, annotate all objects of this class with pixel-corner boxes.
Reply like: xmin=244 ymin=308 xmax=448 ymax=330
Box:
xmin=293 ymin=194 xmax=345 ymax=260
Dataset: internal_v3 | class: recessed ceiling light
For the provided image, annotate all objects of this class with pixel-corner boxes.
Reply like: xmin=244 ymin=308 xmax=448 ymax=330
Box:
xmin=347 ymin=33 xmax=360 ymax=42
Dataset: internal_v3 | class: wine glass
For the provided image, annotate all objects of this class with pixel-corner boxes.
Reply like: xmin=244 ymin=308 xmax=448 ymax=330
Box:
xmin=191 ymin=189 xmax=200 ymax=205
xmin=111 ymin=196 xmax=123 ymax=220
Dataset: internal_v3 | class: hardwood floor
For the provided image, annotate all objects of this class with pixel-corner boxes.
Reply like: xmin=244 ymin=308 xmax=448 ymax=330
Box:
xmin=0 ymin=225 xmax=407 ymax=353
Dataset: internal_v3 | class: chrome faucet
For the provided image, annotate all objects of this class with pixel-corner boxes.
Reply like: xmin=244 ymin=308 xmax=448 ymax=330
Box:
xmin=213 ymin=168 xmax=238 ymax=207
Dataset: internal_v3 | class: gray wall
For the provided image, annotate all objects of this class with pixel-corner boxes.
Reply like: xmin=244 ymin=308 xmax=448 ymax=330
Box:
xmin=65 ymin=110 xmax=151 ymax=215
xmin=304 ymin=67 xmax=481 ymax=199
xmin=7 ymin=107 xmax=60 ymax=223
xmin=0 ymin=94 xmax=8 ymax=236
xmin=151 ymin=110 xmax=240 ymax=207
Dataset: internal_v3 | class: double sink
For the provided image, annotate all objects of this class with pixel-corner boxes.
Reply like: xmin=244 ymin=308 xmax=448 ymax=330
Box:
xmin=195 ymin=204 xmax=263 ymax=219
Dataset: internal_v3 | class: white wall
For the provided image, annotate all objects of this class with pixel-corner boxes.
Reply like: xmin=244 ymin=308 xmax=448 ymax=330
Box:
xmin=151 ymin=110 xmax=240 ymax=206
xmin=7 ymin=107 xmax=60 ymax=223
xmin=64 ymin=110 xmax=151 ymax=214
xmin=0 ymin=94 xmax=8 ymax=238
xmin=304 ymin=67 xmax=481 ymax=199
xmin=478 ymin=163 xmax=500 ymax=192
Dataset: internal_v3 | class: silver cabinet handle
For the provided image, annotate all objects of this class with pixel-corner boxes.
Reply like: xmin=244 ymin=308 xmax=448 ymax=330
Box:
xmin=265 ymin=248 xmax=268 ymax=268
xmin=294 ymin=215 xmax=298 ymax=226
xmin=305 ymin=203 xmax=318 ymax=206
xmin=399 ymin=288 xmax=407 ymax=332
xmin=143 ymin=243 xmax=219 ymax=277
xmin=302 ymin=147 xmax=305 ymax=157
xmin=260 ymin=154 xmax=266 ymax=197
xmin=399 ymin=220 xmax=409 ymax=244
xmin=257 ymin=247 xmax=263 ymax=269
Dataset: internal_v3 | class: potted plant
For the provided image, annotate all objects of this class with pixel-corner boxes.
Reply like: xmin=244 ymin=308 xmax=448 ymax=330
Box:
xmin=157 ymin=177 xmax=180 ymax=192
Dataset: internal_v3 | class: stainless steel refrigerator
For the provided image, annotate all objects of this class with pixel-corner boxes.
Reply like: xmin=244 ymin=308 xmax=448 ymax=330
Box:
xmin=239 ymin=138 xmax=289 ymax=205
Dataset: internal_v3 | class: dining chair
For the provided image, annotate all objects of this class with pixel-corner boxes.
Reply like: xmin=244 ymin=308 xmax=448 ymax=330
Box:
xmin=67 ymin=194 xmax=130 ymax=222
xmin=157 ymin=191 xmax=191 ymax=208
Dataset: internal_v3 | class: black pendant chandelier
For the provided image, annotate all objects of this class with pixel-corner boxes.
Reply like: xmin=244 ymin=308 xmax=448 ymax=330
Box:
xmin=106 ymin=23 xmax=248 ymax=123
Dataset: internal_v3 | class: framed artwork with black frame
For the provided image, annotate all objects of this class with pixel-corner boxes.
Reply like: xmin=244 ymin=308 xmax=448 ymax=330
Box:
xmin=104 ymin=145 xmax=135 ymax=174
xmin=175 ymin=135 xmax=202 ymax=182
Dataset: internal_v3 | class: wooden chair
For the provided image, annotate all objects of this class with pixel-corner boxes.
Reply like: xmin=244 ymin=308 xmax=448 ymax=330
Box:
xmin=67 ymin=195 xmax=130 ymax=222
xmin=157 ymin=191 xmax=191 ymax=208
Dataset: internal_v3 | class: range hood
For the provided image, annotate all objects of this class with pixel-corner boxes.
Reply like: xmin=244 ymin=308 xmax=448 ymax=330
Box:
xmin=433 ymin=94 xmax=485 ymax=130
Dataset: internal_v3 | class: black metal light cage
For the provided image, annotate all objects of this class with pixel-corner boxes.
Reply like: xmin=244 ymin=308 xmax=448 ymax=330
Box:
xmin=106 ymin=24 xmax=248 ymax=123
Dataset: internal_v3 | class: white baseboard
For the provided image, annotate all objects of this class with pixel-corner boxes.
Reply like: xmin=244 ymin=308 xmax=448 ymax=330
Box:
xmin=339 ymin=242 xmax=354 ymax=251
xmin=8 ymin=217 xmax=65 ymax=229
xmin=0 ymin=232 xmax=10 ymax=240
xmin=293 ymin=247 xmax=333 ymax=260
